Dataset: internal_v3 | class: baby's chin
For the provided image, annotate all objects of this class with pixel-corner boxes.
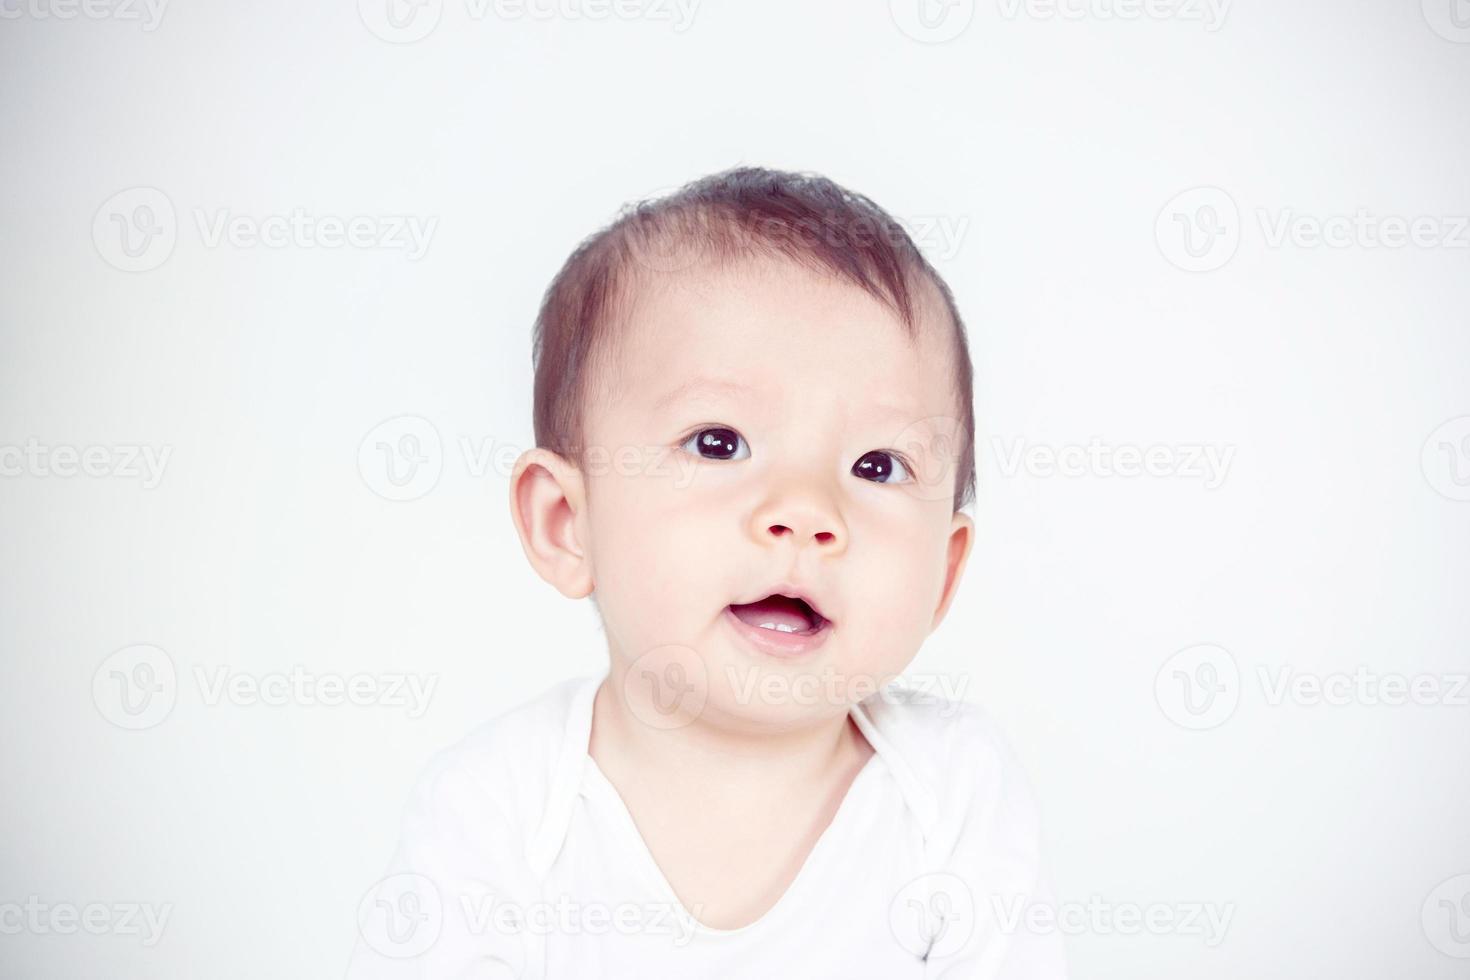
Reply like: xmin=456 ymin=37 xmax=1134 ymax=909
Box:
xmin=608 ymin=619 xmax=913 ymax=733
xmin=695 ymin=644 xmax=906 ymax=730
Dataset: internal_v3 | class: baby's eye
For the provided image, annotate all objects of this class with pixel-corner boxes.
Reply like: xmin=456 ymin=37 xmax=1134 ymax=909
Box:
xmin=852 ymin=450 xmax=912 ymax=484
xmin=681 ymin=426 xmax=750 ymax=461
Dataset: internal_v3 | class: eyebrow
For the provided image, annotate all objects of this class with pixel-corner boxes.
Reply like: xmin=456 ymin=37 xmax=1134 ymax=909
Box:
xmin=651 ymin=378 xmax=754 ymax=411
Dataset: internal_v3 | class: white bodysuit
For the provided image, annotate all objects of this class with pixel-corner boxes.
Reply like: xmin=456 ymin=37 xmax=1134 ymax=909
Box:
xmin=347 ymin=668 xmax=1068 ymax=979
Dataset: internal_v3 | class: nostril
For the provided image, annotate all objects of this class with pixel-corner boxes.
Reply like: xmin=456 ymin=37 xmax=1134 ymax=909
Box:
xmin=765 ymin=524 xmax=838 ymax=544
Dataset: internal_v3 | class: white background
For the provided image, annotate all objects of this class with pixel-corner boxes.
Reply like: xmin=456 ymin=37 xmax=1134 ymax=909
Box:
xmin=2 ymin=0 xmax=1468 ymax=977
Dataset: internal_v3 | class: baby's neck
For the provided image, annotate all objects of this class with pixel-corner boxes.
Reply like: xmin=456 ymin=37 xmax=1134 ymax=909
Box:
xmin=587 ymin=662 xmax=874 ymax=801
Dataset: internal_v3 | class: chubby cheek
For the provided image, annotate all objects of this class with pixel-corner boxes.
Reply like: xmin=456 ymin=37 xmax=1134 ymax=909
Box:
xmin=838 ymin=513 xmax=953 ymax=685
xmin=583 ymin=468 xmax=725 ymax=662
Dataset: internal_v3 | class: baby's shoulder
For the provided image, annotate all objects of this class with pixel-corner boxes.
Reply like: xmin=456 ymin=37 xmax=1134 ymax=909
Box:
xmin=400 ymin=674 xmax=585 ymax=849
xmin=862 ymin=680 xmax=1025 ymax=779
xmin=860 ymin=681 xmax=1040 ymax=847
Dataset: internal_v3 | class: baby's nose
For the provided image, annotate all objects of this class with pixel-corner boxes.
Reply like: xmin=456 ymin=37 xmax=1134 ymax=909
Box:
xmin=752 ymin=492 xmax=848 ymax=553
xmin=765 ymin=521 xmax=840 ymax=547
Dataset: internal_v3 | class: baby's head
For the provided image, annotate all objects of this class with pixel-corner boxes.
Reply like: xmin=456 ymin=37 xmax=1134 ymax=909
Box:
xmin=511 ymin=167 xmax=976 ymax=734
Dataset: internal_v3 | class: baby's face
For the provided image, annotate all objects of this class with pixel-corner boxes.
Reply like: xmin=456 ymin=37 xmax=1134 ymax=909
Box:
xmin=580 ymin=257 xmax=973 ymax=732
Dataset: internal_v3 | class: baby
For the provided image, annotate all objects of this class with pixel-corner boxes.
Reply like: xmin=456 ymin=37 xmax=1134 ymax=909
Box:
xmin=348 ymin=167 xmax=1065 ymax=978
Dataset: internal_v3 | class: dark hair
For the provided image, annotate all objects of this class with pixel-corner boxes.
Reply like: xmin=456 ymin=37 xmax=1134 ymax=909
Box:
xmin=530 ymin=165 xmax=977 ymax=510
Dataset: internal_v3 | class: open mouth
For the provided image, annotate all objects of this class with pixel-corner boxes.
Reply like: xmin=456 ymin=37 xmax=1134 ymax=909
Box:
xmin=726 ymin=593 xmax=829 ymax=636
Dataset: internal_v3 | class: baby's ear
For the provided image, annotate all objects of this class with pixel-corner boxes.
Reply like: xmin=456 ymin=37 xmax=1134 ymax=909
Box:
xmin=509 ymin=448 xmax=594 ymax=599
xmin=930 ymin=509 xmax=975 ymax=631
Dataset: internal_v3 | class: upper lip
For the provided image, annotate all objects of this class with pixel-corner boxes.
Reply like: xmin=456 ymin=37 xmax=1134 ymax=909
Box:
xmin=729 ymin=581 xmax=834 ymax=627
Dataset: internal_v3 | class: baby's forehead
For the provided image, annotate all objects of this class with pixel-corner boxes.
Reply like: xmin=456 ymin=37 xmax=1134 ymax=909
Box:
xmin=595 ymin=256 xmax=958 ymax=415
xmin=620 ymin=256 xmax=949 ymax=362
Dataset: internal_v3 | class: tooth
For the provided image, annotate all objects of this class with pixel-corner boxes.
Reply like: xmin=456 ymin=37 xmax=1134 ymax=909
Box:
xmin=757 ymin=622 xmax=798 ymax=633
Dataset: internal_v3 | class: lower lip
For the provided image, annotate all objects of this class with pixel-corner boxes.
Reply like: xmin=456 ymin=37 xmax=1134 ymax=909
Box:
xmin=722 ymin=606 xmax=833 ymax=659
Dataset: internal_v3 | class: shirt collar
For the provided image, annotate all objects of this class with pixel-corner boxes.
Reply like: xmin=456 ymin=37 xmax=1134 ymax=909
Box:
xmin=525 ymin=667 xmax=939 ymax=879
